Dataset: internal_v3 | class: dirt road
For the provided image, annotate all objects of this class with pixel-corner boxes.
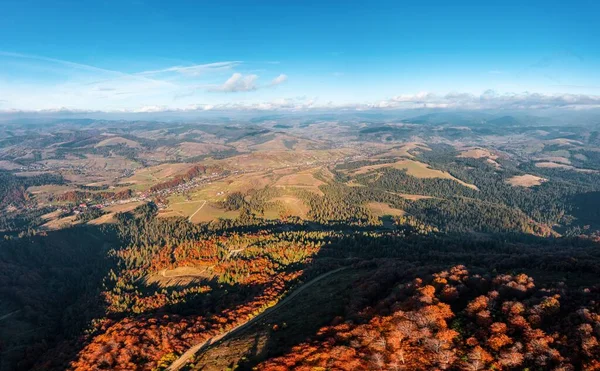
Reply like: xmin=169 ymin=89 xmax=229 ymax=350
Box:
xmin=188 ymin=200 xmax=207 ymax=222
xmin=166 ymin=266 xmax=348 ymax=371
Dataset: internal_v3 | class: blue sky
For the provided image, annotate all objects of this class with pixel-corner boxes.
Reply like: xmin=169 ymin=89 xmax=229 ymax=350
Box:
xmin=1 ymin=0 xmax=599 ymax=111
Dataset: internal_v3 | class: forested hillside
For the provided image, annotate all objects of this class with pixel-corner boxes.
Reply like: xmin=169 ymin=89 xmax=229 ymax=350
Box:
xmin=1 ymin=116 xmax=600 ymax=370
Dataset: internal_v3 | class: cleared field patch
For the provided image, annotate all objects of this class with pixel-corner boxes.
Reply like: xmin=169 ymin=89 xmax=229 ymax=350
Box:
xmin=535 ymin=162 xmax=597 ymax=173
xmin=261 ymin=206 xmax=282 ymax=220
xmin=87 ymin=213 xmax=116 ymax=225
xmin=94 ymin=136 xmax=140 ymax=148
xmin=191 ymin=203 xmax=238 ymax=223
xmin=250 ymin=135 xmax=324 ymax=152
xmin=398 ymin=193 xmax=434 ymax=201
xmin=174 ymin=142 xmax=232 ymax=157
xmin=271 ymin=196 xmax=310 ymax=218
xmin=375 ymin=142 xmax=430 ymax=159
xmin=156 ymin=210 xmax=180 ymax=218
xmin=105 ymin=202 xmax=145 ymax=213
xmin=160 ymin=199 xmax=238 ymax=223
xmin=27 ymin=184 xmax=74 ymax=195
xmin=458 ymin=148 xmax=498 ymax=160
xmin=40 ymin=154 xmax=142 ymax=185
xmin=534 ymin=156 xmax=571 ymax=164
xmin=224 ymin=173 xmax=273 ymax=193
xmin=11 ymin=171 xmax=46 ymax=177
xmin=217 ymin=149 xmax=353 ymax=172
xmin=276 ymin=172 xmax=324 ymax=187
xmin=182 ymin=172 xmax=274 ymax=204
xmin=144 ymin=266 xmax=214 ymax=288
xmin=545 ymin=138 xmax=584 ymax=146
xmin=536 ymin=161 xmax=572 ymax=169
xmin=41 ymin=209 xmax=65 ymax=221
xmin=458 ymin=147 xmax=501 ymax=168
xmin=274 ymin=170 xmax=325 ymax=194
xmin=347 ymin=159 xmax=478 ymax=190
xmin=124 ymin=162 xmax=194 ymax=185
xmin=0 ymin=160 xmax=21 ymax=170
xmin=506 ymin=174 xmax=547 ymax=187
xmin=41 ymin=215 xmax=79 ymax=230
xmin=314 ymin=166 xmax=336 ymax=182
xmin=47 ymin=154 xmax=139 ymax=171
xmin=366 ymin=202 xmax=405 ymax=217
xmin=88 ymin=201 xmax=144 ymax=225
xmin=169 ymin=200 xmax=207 ymax=216
xmin=346 ymin=180 xmax=366 ymax=187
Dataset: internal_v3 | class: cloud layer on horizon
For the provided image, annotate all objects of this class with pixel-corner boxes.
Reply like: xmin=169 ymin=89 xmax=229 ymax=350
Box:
xmin=4 ymin=90 xmax=600 ymax=114
xmin=373 ymin=90 xmax=600 ymax=110
xmin=1 ymin=52 xmax=600 ymax=113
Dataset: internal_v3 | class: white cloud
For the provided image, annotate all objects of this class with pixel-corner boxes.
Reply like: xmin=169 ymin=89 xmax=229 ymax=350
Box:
xmin=134 ymin=105 xmax=170 ymax=113
xmin=208 ymin=73 xmax=259 ymax=92
xmin=138 ymin=61 xmax=241 ymax=76
xmin=372 ymin=91 xmax=600 ymax=110
xmin=270 ymin=74 xmax=288 ymax=86
xmin=208 ymin=73 xmax=287 ymax=92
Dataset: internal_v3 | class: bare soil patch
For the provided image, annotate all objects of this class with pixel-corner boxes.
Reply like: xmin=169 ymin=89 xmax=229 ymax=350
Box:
xmin=506 ymin=174 xmax=547 ymax=187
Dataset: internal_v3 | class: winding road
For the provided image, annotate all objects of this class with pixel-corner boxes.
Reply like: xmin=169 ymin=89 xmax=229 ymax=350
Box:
xmin=166 ymin=266 xmax=348 ymax=371
xmin=0 ymin=310 xmax=20 ymax=321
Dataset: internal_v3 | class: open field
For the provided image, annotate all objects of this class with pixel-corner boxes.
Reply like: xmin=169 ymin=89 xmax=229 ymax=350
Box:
xmin=159 ymin=200 xmax=238 ymax=223
xmin=43 ymin=154 xmax=140 ymax=172
xmin=374 ymin=142 xmax=430 ymax=158
xmin=94 ymin=136 xmax=141 ymax=148
xmin=212 ymin=149 xmax=354 ymax=172
xmin=536 ymin=161 xmax=574 ymax=169
xmin=270 ymin=195 xmax=310 ymax=218
xmin=346 ymin=159 xmax=478 ymax=190
xmin=458 ymin=147 xmax=501 ymax=167
xmin=40 ymin=215 xmax=79 ymax=230
xmin=245 ymin=134 xmax=324 ymax=152
xmin=458 ymin=147 xmax=498 ymax=160
xmin=173 ymin=142 xmax=232 ymax=157
xmin=274 ymin=170 xmax=325 ymax=194
xmin=168 ymin=200 xmax=207 ymax=217
xmin=0 ymin=160 xmax=21 ymax=170
xmin=124 ymin=163 xmax=196 ymax=187
xmin=40 ymin=209 xmax=65 ymax=221
xmin=191 ymin=203 xmax=238 ymax=223
xmin=535 ymin=162 xmax=597 ymax=173
xmin=506 ymin=174 xmax=547 ymax=187
xmin=88 ymin=201 xmax=145 ymax=225
xmin=397 ymin=193 xmax=434 ymax=201
xmin=346 ymin=180 xmax=366 ymax=187
xmin=260 ymin=206 xmax=282 ymax=220
xmin=143 ymin=266 xmax=214 ymax=288
xmin=534 ymin=156 xmax=571 ymax=164
xmin=27 ymin=184 xmax=74 ymax=195
xmin=545 ymin=138 xmax=585 ymax=146
xmin=366 ymin=202 xmax=405 ymax=218
xmin=172 ymin=171 xmax=274 ymax=204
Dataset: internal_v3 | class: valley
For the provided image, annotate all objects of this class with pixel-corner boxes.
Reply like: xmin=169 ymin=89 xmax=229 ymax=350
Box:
xmin=1 ymin=112 xmax=600 ymax=371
